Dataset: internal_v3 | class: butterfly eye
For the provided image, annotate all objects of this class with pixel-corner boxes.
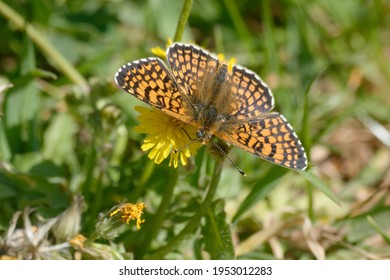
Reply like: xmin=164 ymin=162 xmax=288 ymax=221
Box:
xmin=196 ymin=130 xmax=205 ymax=139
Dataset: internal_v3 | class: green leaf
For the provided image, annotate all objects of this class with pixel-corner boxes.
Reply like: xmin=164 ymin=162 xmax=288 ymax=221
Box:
xmin=0 ymin=168 xmax=67 ymax=209
xmin=43 ymin=112 xmax=79 ymax=171
xmin=2 ymin=38 xmax=40 ymax=153
xmin=30 ymin=68 xmax=57 ymax=80
xmin=0 ymin=171 xmax=18 ymax=199
xmin=232 ymin=166 xmax=287 ymax=224
xmin=300 ymin=170 xmax=340 ymax=205
xmin=4 ymin=78 xmax=40 ymax=128
xmin=367 ymin=215 xmax=390 ymax=245
xmin=201 ymin=199 xmax=235 ymax=260
xmin=3 ymin=77 xmax=40 ymax=153
xmin=344 ymin=209 xmax=390 ymax=243
xmin=0 ymin=118 xmax=11 ymax=161
xmin=20 ymin=37 xmax=36 ymax=76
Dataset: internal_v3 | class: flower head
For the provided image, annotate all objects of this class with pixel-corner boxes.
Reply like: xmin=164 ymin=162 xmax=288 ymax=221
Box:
xmin=150 ymin=38 xmax=173 ymax=59
xmin=217 ymin=53 xmax=236 ymax=73
xmin=95 ymin=201 xmax=147 ymax=240
xmin=110 ymin=202 xmax=146 ymax=230
xmin=69 ymin=234 xmax=87 ymax=250
xmin=134 ymin=106 xmax=201 ymax=168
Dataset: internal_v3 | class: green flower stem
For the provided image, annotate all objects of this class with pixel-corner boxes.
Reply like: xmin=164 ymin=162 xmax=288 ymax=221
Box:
xmin=87 ymin=165 xmax=104 ymax=229
xmin=173 ymin=0 xmax=193 ymax=42
xmin=145 ymin=157 xmax=223 ymax=259
xmin=0 ymin=1 xmax=89 ymax=93
xmin=135 ymin=168 xmax=178 ymax=259
xmin=139 ymin=1 xmax=196 ymax=259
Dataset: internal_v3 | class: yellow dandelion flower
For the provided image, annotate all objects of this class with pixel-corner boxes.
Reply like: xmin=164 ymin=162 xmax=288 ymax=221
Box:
xmin=134 ymin=106 xmax=201 ymax=168
xmin=110 ymin=202 xmax=146 ymax=230
xmin=150 ymin=38 xmax=173 ymax=59
xmin=217 ymin=53 xmax=237 ymax=73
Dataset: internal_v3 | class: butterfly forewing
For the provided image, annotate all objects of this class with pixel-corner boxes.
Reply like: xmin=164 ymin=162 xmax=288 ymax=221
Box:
xmin=217 ymin=112 xmax=307 ymax=170
xmin=115 ymin=57 xmax=192 ymax=122
xmin=167 ymin=43 xmax=219 ymax=97
xmin=228 ymin=65 xmax=274 ymax=119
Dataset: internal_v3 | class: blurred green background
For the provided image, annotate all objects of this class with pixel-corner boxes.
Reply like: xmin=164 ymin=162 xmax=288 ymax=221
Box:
xmin=0 ymin=0 xmax=389 ymax=260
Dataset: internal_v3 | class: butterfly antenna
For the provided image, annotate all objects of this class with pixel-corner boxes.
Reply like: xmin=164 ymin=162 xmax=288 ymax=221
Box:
xmin=173 ymin=128 xmax=198 ymax=154
xmin=173 ymin=128 xmax=246 ymax=176
xmin=172 ymin=138 xmax=199 ymax=154
xmin=211 ymin=139 xmax=246 ymax=176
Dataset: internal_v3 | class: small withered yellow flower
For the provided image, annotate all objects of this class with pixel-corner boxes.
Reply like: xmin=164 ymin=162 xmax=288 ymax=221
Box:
xmin=110 ymin=202 xmax=146 ymax=230
xmin=69 ymin=234 xmax=87 ymax=250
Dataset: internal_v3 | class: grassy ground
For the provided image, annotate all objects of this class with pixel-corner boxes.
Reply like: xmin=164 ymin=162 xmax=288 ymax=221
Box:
xmin=0 ymin=0 xmax=389 ymax=260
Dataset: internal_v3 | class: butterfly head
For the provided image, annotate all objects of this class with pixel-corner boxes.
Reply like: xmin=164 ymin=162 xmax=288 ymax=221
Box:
xmin=195 ymin=129 xmax=211 ymax=145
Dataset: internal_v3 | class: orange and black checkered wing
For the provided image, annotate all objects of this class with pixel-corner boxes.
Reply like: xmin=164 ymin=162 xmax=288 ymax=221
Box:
xmin=166 ymin=43 xmax=220 ymax=96
xmin=115 ymin=57 xmax=192 ymax=122
xmin=217 ymin=112 xmax=307 ymax=170
xmin=228 ymin=65 xmax=274 ymax=120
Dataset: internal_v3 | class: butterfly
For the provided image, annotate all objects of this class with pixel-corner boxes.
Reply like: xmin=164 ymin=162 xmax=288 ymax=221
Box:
xmin=115 ymin=43 xmax=307 ymax=171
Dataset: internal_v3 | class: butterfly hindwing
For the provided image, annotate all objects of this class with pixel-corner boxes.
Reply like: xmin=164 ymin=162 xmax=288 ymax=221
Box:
xmin=217 ymin=112 xmax=307 ymax=170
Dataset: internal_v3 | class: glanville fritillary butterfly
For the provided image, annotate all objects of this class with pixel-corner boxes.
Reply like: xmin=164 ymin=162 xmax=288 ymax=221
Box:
xmin=115 ymin=43 xmax=307 ymax=171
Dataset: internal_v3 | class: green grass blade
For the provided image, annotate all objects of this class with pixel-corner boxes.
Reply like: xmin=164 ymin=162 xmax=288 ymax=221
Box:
xmin=300 ymin=170 xmax=340 ymax=205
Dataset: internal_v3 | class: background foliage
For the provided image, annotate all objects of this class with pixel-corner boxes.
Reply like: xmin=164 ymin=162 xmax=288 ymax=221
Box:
xmin=0 ymin=0 xmax=389 ymax=259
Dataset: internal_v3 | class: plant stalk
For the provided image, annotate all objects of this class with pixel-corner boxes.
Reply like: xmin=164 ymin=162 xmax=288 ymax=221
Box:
xmin=0 ymin=1 xmax=89 ymax=93
xmin=173 ymin=0 xmax=193 ymax=42
xmin=145 ymin=157 xmax=223 ymax=259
